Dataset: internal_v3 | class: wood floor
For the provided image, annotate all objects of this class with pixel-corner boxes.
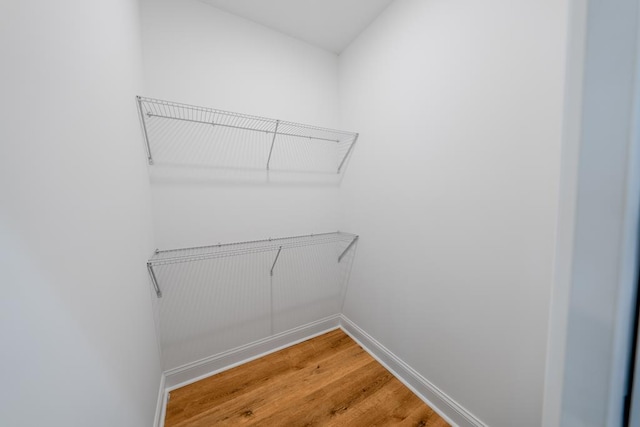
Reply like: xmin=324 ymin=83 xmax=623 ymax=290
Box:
xmin=164 ymin=329 xmax=449 ymax=426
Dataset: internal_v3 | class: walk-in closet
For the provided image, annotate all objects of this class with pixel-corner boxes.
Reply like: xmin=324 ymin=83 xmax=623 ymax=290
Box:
xmin=5 ymin=0 xmax=640 ymax=426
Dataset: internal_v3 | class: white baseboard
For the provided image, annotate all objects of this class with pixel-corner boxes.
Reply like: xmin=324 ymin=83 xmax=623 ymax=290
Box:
xmin=153 ymin=373 xmax=166 ymax=427
xmin=163 ymin=314 xmax=341 ymax=390
xmin=153 ymin=314 xmax=485 ymax=427
xmin=339 ymin=315 xmax=487 ymax=427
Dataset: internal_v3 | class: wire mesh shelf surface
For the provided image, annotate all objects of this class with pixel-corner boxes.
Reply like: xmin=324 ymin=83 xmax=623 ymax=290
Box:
xmin=137 ymin=96 xmax=358 ymax=173
xmin=149 ymin=232 xmax=358 ymax=268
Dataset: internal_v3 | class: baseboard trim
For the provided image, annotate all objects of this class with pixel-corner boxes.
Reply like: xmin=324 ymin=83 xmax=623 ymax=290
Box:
xmin=339 ymin=315 xmax=486 ymax=427
xmin=153 ymin=373 xmax=166 ymax=427
xmin=163 ymin=314 xmax=341 ymax=390
xmin=155 ymin=314 xmax=485 ymax=427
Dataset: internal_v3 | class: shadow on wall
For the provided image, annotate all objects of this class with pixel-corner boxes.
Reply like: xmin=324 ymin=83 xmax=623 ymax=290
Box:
xmin=148 ymin=163 xmax=345 ymax=188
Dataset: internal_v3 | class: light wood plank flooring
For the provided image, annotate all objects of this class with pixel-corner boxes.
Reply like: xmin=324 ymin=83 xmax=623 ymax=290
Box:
xmin=165 ymin=329 xmax=449 ymax=426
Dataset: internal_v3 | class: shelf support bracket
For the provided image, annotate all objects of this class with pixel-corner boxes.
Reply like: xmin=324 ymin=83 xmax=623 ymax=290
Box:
xmin=147 ymin=262 xmax=162 ymax=298
xmin=137 ymin=96 xmax=154 ymax=165
xmin=270 ymin=246 xmax=283 ymax=276
xmin=337 ymin=133 xmax=359 ymax=174
xmin=338 ymin=235 xmax=359 ymax=263
xmin=266 ymin=120 xmax=280 ymax=170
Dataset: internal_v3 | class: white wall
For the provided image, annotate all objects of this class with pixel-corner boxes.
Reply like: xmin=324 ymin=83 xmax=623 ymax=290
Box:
xmin=0 ymin=1 xmax=162 ymax=426
xmin=338 ymin=1 xmax=568 ymax=426
xmin=139 ymin=0 xmax=345 ymax=370
xmin=140 ymin=0 xmax=341 ymax=248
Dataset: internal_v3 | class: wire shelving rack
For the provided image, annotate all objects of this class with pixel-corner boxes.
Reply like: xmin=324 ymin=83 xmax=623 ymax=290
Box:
xmin=147 ymin=232 xmax=359 ymax=371
xmin=147 ymin=232 xmax=358 ymax=297
xmin=137 ymin=96 xmax=358 ymax=174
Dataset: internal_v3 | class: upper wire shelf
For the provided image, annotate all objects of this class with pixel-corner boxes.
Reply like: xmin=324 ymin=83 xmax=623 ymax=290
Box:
xmin=137 ymin=96 xmax=358 ymax=174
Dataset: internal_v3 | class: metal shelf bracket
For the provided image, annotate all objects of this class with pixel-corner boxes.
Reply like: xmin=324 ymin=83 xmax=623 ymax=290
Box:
xmin=147 ymin=262 xmax=162 ymax=298
xmin=136 ymin=96 xmax=154 ymax=165
xmin=270 ymin=246 xmax=283 ymax=276
xmin=266 ymin=120 xmax=280 ymax=170
xmin=338 ymin=235 xmax=359 ymax=263
xmin=338 ymin=133 xmax=359 ymax=174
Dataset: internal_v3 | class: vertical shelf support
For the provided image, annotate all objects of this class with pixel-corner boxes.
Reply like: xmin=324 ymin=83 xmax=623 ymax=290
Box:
xmin=270 ymin=246 xmax=283 ymax=276
xmin=147 ymin=262 xmax=162 ymax=298
xmin=137 ymin=96 xmax=154 ymax=165
xmin=338 ymin=133 xmax=359 ymax=174
xmin=338 ymin=235 xmax=359 ymax=263
xmin=266 ymin=120 xmax=280 ymax=170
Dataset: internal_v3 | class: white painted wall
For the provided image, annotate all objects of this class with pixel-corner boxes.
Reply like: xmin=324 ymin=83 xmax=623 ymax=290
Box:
xmin=0 ymin=1 xmax=162 ymax=426
xmin=139 ymin=0 xmax=341 ymax=248
xmin=139 ymin=0 xmax=345 ymax=370
xmin=338 ymin=1 xmax=569 ymax=426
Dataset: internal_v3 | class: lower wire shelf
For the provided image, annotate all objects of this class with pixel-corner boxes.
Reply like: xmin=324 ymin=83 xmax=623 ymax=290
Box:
xmin=147 ymin=231 xmax=359 ymax=371
xmin=147 ymin=231 xmax=358 ymax=297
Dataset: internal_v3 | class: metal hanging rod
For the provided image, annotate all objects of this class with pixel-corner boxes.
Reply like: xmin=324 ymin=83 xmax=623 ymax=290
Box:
xmin=154 ymin=231 xmax=343 ymax=255
xmin=149 ymin=232 xmax=358 ymax=266
xmin=137 ymin=96 xmax=356 ymax=134
xmin=145 ymin=113 xmax=340 ymax=144
xmin=136 ymin=96 xmax=359 ymax=173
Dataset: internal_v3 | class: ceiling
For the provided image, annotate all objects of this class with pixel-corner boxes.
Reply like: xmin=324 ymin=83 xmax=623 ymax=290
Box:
xmin=199 ymin=0 xmax=395 ymax=54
